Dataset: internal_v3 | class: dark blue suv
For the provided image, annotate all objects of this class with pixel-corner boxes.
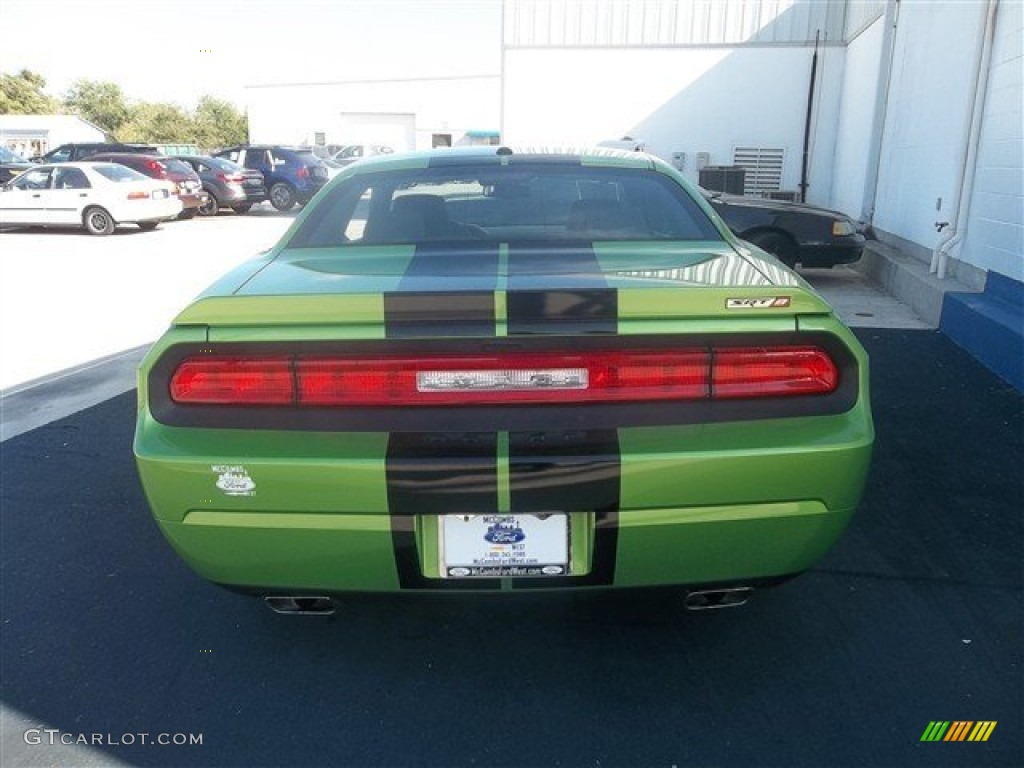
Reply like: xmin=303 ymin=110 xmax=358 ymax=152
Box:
xmin=214 ymin=145 xmax=329 ymax=211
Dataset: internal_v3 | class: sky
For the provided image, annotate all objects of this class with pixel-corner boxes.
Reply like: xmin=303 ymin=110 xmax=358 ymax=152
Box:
xmin=0 ymin=0 xmax=503 ymax=109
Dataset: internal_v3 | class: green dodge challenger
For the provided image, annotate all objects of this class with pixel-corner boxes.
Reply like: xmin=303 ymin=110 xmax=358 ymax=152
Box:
xmin=134 ymin=147 xmax=874 ymax=612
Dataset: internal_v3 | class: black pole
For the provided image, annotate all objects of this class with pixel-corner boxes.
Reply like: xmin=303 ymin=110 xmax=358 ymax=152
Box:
xmin=799 ymin=30 xmax=820 ymax=203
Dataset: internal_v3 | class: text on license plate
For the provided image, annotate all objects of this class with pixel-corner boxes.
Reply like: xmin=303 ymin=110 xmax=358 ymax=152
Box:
xmin=440 ymin=514 xmax=569 ymax=578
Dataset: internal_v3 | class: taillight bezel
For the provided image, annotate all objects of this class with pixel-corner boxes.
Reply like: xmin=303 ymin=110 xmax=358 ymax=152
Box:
xmin=148 ymin=332 xmax=859 ymax=432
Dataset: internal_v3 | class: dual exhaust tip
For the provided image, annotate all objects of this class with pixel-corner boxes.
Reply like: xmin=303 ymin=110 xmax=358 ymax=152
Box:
xmin=265 ymin=587 xmax=752 ymax=614
xmin=265 ymin=596 xmax=335 ymax=615
xmin=683 ymin=586 xmax=753 ymax=610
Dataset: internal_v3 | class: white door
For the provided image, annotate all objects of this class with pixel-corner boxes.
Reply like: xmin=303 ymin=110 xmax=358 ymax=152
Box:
xmin=0 ymin=167 xmax=53 ymax=225
xmin=48 ymin=167 xmax=94 ymax=225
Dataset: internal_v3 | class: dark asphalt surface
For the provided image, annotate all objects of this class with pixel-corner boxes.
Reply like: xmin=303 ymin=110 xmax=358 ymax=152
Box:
xmin=2 ymin=329 xmax=1021 ymax=767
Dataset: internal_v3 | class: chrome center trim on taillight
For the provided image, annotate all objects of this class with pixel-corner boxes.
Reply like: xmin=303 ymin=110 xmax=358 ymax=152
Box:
xmin=417 ymin=368 xmax=588 ymax=392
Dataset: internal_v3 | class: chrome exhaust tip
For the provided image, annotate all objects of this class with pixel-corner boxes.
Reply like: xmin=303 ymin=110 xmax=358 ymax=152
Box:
xmin=264 ymin=596 xmax=335 ymax=615
xmin=684 ymin=587 xmax=753 ymax=610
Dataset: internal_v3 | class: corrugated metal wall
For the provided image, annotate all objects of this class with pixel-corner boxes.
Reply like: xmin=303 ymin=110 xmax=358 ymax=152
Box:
xmin=504 ymin=0 xmax=849 ymax=47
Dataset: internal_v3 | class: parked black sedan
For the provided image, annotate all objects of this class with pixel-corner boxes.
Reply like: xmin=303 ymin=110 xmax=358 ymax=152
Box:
xmin=176 ymin=155 xmax=267 ymax=215
xmin=0 ymin=146 xmax=34 ymax=184
xmin=703 ymin=189 xmax=865 ymax=268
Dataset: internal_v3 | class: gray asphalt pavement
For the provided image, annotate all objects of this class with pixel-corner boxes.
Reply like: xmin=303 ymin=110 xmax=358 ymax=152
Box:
xmin=1 ymin=328 xmax=1021 ymax=768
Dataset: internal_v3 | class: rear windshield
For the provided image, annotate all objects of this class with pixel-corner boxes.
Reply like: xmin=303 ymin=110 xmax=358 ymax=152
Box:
xmin=161 ymin=158 xmax=194 ymax=174
xmin=289 ymin=164 xmax=722 ymax=248
xmin=204 ymin=156 xmax=243 ymax=172
xmin=93 ymin=164 xmax=149 ymax=182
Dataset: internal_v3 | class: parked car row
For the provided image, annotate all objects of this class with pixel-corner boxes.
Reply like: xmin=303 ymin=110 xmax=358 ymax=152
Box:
xmin=213 ymin=145 xmax=329 ymax=211
xmin=1 ymin=141 xmax=865 ymax=266
xmin=0 ymin=142 xmax=338 ymax=234
xmin=0 ymin=162 xmax=181 ymax=235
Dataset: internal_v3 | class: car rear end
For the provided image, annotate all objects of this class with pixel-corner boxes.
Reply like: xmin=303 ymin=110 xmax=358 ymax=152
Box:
xmin=90 ymin=163 xmax=181 ymax=222
xmin=285 ymin=148 xmax=329 ymax=203
xmin=90 ymin=153 xmax=208 ymax=216
xmin=134 ymin=150 xmax=873 ymax=603
xmin=159 ymin=158 xmax=208 ymax=216
xmin=185 ymin=156 xmax=267 ymax=213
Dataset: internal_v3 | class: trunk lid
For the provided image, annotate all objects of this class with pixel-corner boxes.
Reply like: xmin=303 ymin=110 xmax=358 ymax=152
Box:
xmin=174 ymin=242 xmax=833 ymax=329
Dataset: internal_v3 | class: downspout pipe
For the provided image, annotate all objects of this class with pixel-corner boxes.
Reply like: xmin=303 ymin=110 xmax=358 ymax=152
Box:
xmin=931 ymin=0 xmax=999 ymax=279
xmin=861 ymin=0 xmax=899 ymax=226
xmin=799 ymin=30 xmax=820 ymax=204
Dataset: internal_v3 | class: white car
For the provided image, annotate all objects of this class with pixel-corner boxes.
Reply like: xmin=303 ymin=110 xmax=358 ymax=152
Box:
xmin=0 ymin=162 xmax=182 ymax=235
xmin=330 ymin=144 xmax=394 ymax=167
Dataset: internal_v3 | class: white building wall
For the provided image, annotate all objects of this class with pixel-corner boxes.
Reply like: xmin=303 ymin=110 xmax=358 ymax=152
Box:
xmin=505 ymin=0 xmax=847 ymax=46
xmin=246 ymin=76 xmax=500 ymax=150
xmin=0 ymin=115 xmax=105 ymax=157
xmin=871 ymin=1 xmax=988 ymax=254
xmin=962 ymin=0 xmax=1023 ymax=281
xmin=503 ymin=44 xmax=843 ymax=205
xmin=830 ymin=12 xmax=885 ymax=219
xmin=502 ymin=0 xmax=851 ymax=206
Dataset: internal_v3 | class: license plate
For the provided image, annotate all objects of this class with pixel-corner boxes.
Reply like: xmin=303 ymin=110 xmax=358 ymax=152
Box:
xmin=440 ymin=514 xmax=569 ymax=578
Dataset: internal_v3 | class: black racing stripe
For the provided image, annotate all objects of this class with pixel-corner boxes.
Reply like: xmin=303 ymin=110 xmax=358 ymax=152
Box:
xmin=386 ymin=432 xmax=502 ymax=590
xmin=506 ymin=243 xmax=617 ymax=335
xmin=508 ymin=429 xmax=621 ymax=588
xmin=384 ymin=243 xmax=499 ymax=338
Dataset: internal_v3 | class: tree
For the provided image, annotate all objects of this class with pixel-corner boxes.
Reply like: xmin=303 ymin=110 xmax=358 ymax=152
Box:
xmin=63 ymin=79 xmax=130 ymax=137
xmin=192 ymin=96 xmax=247 ymax=150
xmin=119 ymin=102 xmax=194 ymax=143
xmin=0 ymin=69 xmax=59 ymax=114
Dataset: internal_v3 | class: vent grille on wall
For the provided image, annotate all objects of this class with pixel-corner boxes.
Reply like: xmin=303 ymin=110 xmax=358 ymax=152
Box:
xmin=732 ymin=147 xmax=785 ymax=196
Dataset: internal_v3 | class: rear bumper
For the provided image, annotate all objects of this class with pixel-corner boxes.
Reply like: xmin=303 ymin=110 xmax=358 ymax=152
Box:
xmin=153 ymin=500 xmax=855 ymax=593
xmin=136 ymin=409 xmax=873 ymax=593
xmin=797 ymin=236 xmax=865 ymax=268
xmin=296 ymin=181 xmax=327 ymax=202
xmin=177 ymin=191 xmax=209 ymax=210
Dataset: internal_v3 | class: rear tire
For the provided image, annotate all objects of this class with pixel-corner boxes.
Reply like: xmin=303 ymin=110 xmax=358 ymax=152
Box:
xmin=198 ymin=194 xmax=220 ymax=216
xmin=269 ymin=183 xmax=296 ymax=211
xmin=747 ymin=230 xmax=797 ymax=267
xmin=83 ymin=206 xmax=115 ymax=236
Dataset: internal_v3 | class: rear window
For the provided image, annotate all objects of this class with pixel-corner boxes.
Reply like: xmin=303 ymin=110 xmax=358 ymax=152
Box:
xmin=204 ymin=156 xmax=243 ymax=172
xmin=162 ymin=159 xmax=194 ymax=174
xmin=289 ymin=163 xmax=722 ymax=248
xmin=93 ymin=164 xmax=149 ymax=182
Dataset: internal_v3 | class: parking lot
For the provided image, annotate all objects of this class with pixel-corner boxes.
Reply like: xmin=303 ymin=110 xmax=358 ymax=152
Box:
xmin=1 ymin=212 xmax=1020 ymax=767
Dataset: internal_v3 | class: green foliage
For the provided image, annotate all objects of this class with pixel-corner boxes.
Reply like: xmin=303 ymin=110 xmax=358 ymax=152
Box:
xmin=1 ymin=70 xmax=247 ymax=149
xmin=64 ymin=79 xmax=131 ymax=135
xmin=193 ymin=96 xmax=248 ymax=150
xmin=0 ymin=69 xmax=59 ymax=114
xmin=119 ymin=101 xmax=196 ymax=143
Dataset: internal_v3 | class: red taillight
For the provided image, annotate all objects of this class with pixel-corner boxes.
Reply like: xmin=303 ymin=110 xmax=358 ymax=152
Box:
xmin=217 ymin=172 xmax=246 ymax=183
xmin=147 ymin=159 xmax=166 ymax=177
xmin=168 ymin=347 xmax=838 ymax=407
xmin=170 ymin=358 xmax=293 ymax=404
xmin=296 ymin=166 xmax=309 ymax=179
xmin=297 ymin=352 xmax=709 ymax=405
xmin=713 ymin=347 xmax=837 ymax=398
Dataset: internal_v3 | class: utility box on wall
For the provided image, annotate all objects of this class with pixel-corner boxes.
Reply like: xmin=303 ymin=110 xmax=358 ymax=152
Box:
xmin=699 ymin=165 xmax=746 ymax=195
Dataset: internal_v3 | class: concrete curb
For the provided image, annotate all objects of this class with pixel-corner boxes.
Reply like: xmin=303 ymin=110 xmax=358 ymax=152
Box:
xmin=0 ymin=345 xmax=149 ymax=443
